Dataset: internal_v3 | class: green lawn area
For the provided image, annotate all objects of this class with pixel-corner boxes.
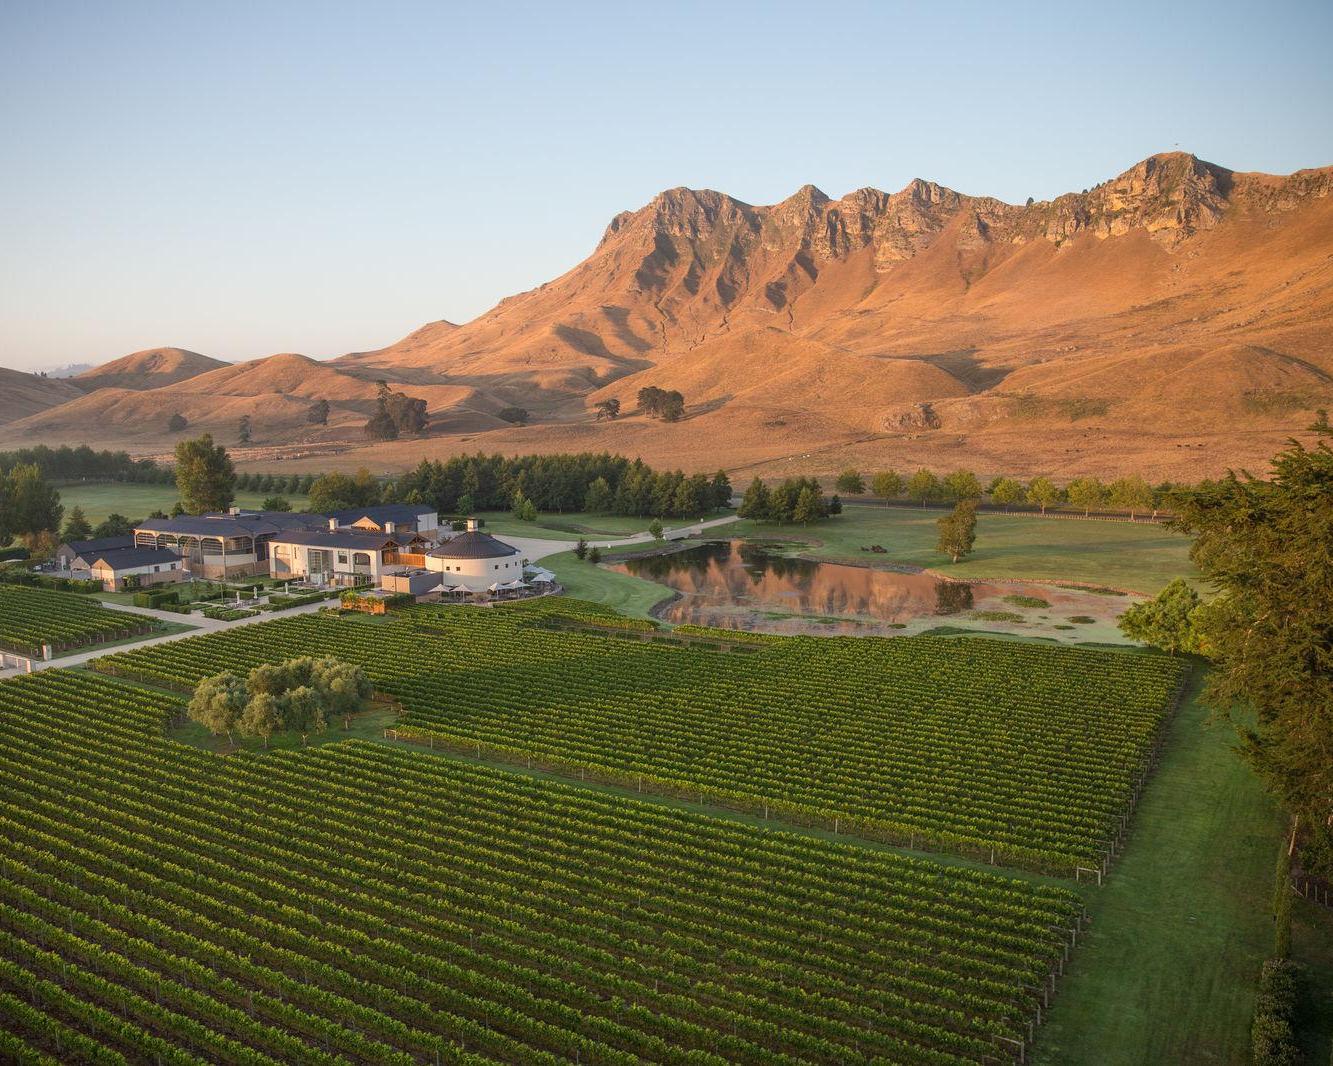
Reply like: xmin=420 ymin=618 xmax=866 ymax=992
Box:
xmin=476 ymin=510 xmax=677 ymax=539
xmin=730 ymin=505 xmax=1198 ymax=594
xmin=56 ymin=482 xmax=274 ymax=526
xmin=1035 ymin=665 xmax=1285 ymax=1064
xmin=541 ymin=549 xmax=673 ymax=621
xmin=1293 ymin=896 xmax=1333 ymax=1063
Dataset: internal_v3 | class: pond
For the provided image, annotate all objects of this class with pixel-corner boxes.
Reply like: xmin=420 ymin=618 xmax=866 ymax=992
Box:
xmin=611 ymin=540 xmax=1139 ymax=642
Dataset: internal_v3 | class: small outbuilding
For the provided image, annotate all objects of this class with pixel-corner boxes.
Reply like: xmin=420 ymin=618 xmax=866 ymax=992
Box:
xmin=87 ymin=547 xmax=185 ymax=591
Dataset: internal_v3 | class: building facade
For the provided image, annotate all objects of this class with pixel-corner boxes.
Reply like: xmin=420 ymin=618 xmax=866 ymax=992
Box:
xmin=422 ymin=519 xmax=525 ymax=592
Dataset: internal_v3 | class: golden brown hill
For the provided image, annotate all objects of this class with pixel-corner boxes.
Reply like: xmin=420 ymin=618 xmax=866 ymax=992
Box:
xmin=7 ymin=152 xmax=1332 ymax=479
xmin=74 ymin=348 xmax=229 ymax=391
xmin=0 ymin=367 xmax=84 ymax=425
xmin=1 ymin=351 xmax=494 ymax=448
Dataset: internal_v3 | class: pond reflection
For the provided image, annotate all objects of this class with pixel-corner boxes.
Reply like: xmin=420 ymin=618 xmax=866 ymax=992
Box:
xmin=612 ymin=539 xmax=1133 ymax=639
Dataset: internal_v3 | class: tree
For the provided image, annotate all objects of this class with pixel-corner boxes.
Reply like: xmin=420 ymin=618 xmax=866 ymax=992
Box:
xmin=91 ymin=514 xmax=134 ymax=539
xmin=990 ymin=477 xmax=1024 ymax=510
xmin=594 ymin=399 xmax=621 ymax=421
xmin=835 ymin=469 xmax=866 ymax=495
xmin=1066 ymin=477 xmax=1107 ymax=517
xmin=871 ymin=471 xmax=903 ymax=502
xmin=573 ymin=538 xmax=589 ymax=560
xmin=174 ymin=435 xmax=235 ymax=514
xmin=1026 ymin=477 xmax=1062 ymax=515
xmin=237 ymin=692 xmax=283 ymax=749
xmin=737 ymin=478 xmax=771 ymax=521
xmin=169 ymin=501 xmax=186 ymax=517
xmin=61 ymin=507 xmax=93 ymax=542
xmin=306 ymin=399 xmax=330 ymax=425
xmin=1108 ymin=475 xmax=1154 ymax=521
xmin=587 ymin=546 xmax=602 ymax=563
xmin=188 ymin=671 xmax=248 ymax=745
xmin=4 ymin=464 xmax=62 ymax=547
xmin=637 ymin=386 xmax=685 ymax=422
xmin=238 ymin=415 xmax=252 ymax=445
xmin=942 ymin=469 xmax=981 ymax=502
xmin=584 ymin=476 xmax=614 ymax=514
xmin=310 ymin=657 xmax=372 ymax=730
xmin=282 ymin=686 xmax=326 ymax=746
xmin=936 ymin=500 xmax=978 ymax=563
xmin=1174 ymin=412 xmax=1333 ymax=875
xmin=511 ymin=490 xmax=536 ymax=521
xmin=167 ymin=413 xmax=188 ymax=432
xmin=261 ymin=496 xmax=291 ymax=512
xmin=793 ymin=487 xmax=821 ymax=526
xmin=497 ymin=407 xmax=530 ymax=426
xmin=520 ymin=498 xmax=537 ymax=522
xmin=308 ymin=470 xmax=377 ymax=514
xmin=907 ymin=469 xmax=939 ymax=507
xmin=648 ymin=518 xmax=664 ymax=541
xmin=1117 ymin=578 xmax=1201 ymax=654
xmin=710 ymin=470 xmax=732 ymax=510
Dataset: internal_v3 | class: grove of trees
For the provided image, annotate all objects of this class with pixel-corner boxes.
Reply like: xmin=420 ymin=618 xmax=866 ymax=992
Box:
xmin=188 ymin=655 xmax=373 ymax=747
xmin=365 ymin=381 xmax=429 ymax=441
xmin=637 ymin=387 xmax=685 ymax=422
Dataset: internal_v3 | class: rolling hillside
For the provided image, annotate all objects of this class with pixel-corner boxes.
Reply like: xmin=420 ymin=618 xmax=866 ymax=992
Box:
xmin=5 ymin=151 xmax=1331 ymax=478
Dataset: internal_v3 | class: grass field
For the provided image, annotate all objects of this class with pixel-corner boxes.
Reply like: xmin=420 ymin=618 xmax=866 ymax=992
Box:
xmin=730 ymin=505 xmax=1198 ymax=594
xmin=54 ymin=483 xmax=273 ymax=525
xmin=1035 ymin=668 xmax=1284 ymax=1064
xmin=542 ymin=548 xmax=678 ymax=619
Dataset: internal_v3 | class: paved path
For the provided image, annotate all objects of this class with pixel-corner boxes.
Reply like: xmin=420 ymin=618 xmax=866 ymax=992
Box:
xmin=0 ymin=516 xmax=741 ymax=680
xmin=0 ymin=599 xmax=330 ymax=680
xmin=498 ymin=514 xmax=740 ymax=564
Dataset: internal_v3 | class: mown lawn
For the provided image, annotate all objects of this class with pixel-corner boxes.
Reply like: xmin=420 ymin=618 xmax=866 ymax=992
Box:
xmin=1035 ymin=666 xmax=1284 ymax=1064
xmin=55 ymin=483 xmax=274 ymax=525
xmin=541 ymin=549 xmax=673 ymax=620
xmin=729 ymin=504 xmax=1198 ymax=594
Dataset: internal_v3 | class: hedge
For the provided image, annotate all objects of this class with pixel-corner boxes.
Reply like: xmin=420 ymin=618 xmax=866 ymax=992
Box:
xmin=1251 ymin=957 xmax=1303 ymax=1066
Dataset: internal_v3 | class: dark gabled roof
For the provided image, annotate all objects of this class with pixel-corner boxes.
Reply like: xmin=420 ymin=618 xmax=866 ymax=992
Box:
xmin=63 ymin=535 xmax=135 ymax=558
xmin=135 ymin=510 xmax=325 ymax=538
xmin=427 ymin=530 xmax=519 ymax=560
xmin=266 ymin=529 xmax=408 ymax=550
xmin=89 ymin=547 xmax=183 ymax=570
xmin=327 ymin=503 xmax=437 ymax=526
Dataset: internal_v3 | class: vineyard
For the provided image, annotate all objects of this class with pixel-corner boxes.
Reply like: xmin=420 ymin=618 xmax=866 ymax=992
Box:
xmin=98 ymin=600 xmax=1186 ymax=873
xmin=0 ymin=668 xmax=1084 ymax=1064
xmin=0 ymin=586 xmax=159 ymax=658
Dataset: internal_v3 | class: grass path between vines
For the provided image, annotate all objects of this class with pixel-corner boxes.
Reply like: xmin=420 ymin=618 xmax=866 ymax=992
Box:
xmin=1033 ymin=666 xmax=1284 ymax=1064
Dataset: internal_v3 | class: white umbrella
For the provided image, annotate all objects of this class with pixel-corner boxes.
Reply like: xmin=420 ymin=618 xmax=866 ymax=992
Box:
xmin=501 ymin=579 xmax=527 ymax=590
xmin=530 ymin=573 xmax=555 ymax=584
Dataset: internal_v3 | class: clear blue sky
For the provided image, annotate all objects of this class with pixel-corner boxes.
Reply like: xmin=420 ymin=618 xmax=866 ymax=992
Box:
xmin=2 ymin=0 xmax=1330 ymax=371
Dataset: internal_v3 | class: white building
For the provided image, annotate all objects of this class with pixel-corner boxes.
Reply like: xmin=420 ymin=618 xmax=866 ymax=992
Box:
xmin=423 ymin=519 xmax=525 ymax=592
xmin=268 ymin=527 xmax=427 ymax=586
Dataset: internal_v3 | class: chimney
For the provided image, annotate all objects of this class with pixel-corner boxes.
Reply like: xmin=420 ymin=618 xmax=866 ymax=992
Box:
xmin=385 ymin=521 xmax=396 ymax=534
xmin=328 ymin=517 xmax=338 ymax=531
xmin=229 ymin=506 xmax=241 ymax=515
xmin=466 ymin=517 xmax=478 ymax=532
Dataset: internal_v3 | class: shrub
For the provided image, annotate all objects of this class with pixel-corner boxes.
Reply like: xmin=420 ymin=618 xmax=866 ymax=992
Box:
xmin=1068 ymin=615 xmax=1097 ymax=624
xmin=0 ymin=568 xmax=100 ymax=593
xmin=0 ymin=546 xmax=30 ymax=562
xmin=1004 ymin=595 xmax=1050 ymax=609
xmin=1251 ymin=958 xmax=1303 ymax=1066
xmin=133 ymin=590 xmax=179 ymax=608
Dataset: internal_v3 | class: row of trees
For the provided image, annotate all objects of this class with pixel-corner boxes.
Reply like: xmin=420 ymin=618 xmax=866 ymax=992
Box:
xmin=736 ymin=477 xmax=840 ymax=525
xmin=383 ymin=453 xmax=731 ymax=520
xmin=836 ymin=467 xmax=1167 ymax=519
xmin=1116 ymin=413 xmax=1332 ymax=879
xmin=235 ymin=472 xmax=315 ymax=495
xmin=0 ymin=445 xmax=171 ymax=485
xmin=188 ymin=656 xmax=373 ymax=747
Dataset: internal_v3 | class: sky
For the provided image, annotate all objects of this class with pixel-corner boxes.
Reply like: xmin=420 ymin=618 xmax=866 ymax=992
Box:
xmin=2 ymin=0 xmax=1331 ymax=372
